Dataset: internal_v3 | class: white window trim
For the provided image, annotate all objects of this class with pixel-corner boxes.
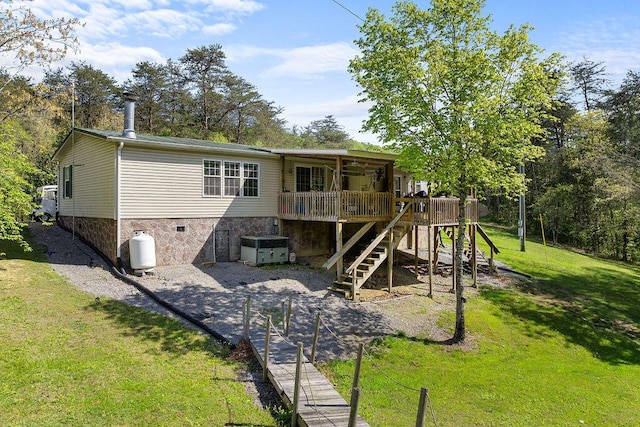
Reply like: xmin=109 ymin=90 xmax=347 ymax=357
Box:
xmin=202 ymin=158 xmax=260 ymax=198
xmin=295 ymin=164 xmax=326 ymax=192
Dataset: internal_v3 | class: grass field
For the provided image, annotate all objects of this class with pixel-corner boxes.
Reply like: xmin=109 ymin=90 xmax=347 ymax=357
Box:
xmin=321 ymin=224 xmax=640 ymax=426
xmin=0 ymin=237 xmax=276 ymax=426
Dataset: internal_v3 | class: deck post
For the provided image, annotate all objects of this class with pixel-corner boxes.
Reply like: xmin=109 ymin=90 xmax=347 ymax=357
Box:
xmin=451 ymin=226 xmax=456 ymax=293
xmin=336 ymin=222 xmax=343 ymax=280
xmin=471 ymin=224 xmax=478 ymax=288
xmin=414 ymin=225 xmax=419 ymax=277
xmin=387 ymin=228 xmax=394 ymax=293
xmin=263 ymin=315 xmax=271 ymax=382
xmin=427 ymin=225 xmax=433 ymax=298
xmin=433 ymin=226 xmax=439 ymax=271
xmin=291 ymin=342 xmax=303 ymax=427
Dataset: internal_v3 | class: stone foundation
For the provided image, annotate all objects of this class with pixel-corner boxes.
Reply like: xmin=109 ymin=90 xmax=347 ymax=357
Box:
xmin=281 ymin=221 xmax=333 ymax=257
xmin=120 ymin=217 xmax=277 ymax=267
xmin=58 ymin=216 xmax=118 ymax=264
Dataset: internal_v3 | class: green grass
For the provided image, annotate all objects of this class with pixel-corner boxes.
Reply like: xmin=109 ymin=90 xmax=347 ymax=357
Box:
xmin=320 ymin=224 xmax=640 ymax=426
xmin=0 ymin=237 xmax=276 ymax=426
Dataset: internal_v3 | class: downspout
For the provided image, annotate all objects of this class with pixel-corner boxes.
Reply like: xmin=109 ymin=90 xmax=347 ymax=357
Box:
xmin=116 ymin=141 xmax=125 ymax=273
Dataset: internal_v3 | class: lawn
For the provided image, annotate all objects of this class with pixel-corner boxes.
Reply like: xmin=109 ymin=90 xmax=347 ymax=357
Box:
xmin=0 ymin=237 xmax=276 ymax=426
xmin=320 ymin=224 xmax=640 ymax=426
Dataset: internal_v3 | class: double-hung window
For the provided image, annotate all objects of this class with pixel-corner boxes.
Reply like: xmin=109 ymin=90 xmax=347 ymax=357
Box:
xmin=62 ymin=165 xmax=73 ymax=198
xmin=203 ymin=160 xmax=221 ymax=196
xmin=203 ymin=159 xmax=259 ymax=197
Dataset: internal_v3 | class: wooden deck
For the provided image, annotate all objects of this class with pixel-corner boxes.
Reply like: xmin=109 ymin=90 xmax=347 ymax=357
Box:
xmin=249 ymin=327 xmax=369 ymax=427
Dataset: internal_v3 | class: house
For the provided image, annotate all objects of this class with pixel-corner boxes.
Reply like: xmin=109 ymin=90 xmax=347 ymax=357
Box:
xmin=53 ymin=95 xmax=488 ymax=299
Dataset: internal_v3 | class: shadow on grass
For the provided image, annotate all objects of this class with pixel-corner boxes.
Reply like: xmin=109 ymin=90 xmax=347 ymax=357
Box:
xmin=85 ymin=298 xmax=232 ymax=359
xmin=479 ymin=266 xmax=640 ymax=365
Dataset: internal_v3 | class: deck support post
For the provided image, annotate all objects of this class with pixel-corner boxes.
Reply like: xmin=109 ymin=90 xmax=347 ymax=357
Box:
xmin=427 ymin=225 xmax=433 ymax=298
xmin=414 ymin=225 xmax=419 ymax=277
xmin=387 ymin=228 xmax=394 ymax=293
xmin=471 ymin=224 xmax=478 ymax=288
xmin=336 ymin=222 xmax=343 ymax=280
xmin=451 ymin=226 xmax=456 ymax=293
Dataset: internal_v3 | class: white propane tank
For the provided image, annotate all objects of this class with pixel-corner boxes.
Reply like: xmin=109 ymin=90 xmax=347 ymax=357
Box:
xmin=129 ymin=230 xmax=156 ymax=270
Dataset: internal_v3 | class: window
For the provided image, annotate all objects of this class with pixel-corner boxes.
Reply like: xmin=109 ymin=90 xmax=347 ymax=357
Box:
xmin=203 ymin=159 xmax=259 ymax=198
xmin=203 ymin=160 xmax=221 ymax=196
xmin=296 ymin=166 xmax=325 ymax=192
xmin=224 ymin=161 xmax=241 ymax=196
xmin=394 ymin=176 xmax=402 ymax=198
xmin=243 ymin=163 xmax=259 ymax=197
xmin=62 ymin=165 xmax=72 ymax=198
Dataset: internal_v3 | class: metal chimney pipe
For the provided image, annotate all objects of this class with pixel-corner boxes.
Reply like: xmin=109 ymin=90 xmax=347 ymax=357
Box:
xmin=122 ymin=92 xmax=137 ymax=139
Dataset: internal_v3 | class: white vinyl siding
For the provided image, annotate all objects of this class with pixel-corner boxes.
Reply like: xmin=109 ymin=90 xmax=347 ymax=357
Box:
xmin=121 ymin=147 xmax=278 ymax=218
xmin=55 ymin=134 xmax=116 ymax=218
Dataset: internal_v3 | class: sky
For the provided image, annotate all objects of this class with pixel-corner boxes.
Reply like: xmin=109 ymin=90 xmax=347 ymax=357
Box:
xmin=14 ymin=0 xmax=640 ymax=144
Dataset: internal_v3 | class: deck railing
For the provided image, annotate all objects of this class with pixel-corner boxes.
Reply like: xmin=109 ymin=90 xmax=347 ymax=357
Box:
xmin=279 ymin=192 xmax=478 ymax=225
xmin=279 ymin=191 xmax=393 ymax=222
xmin=398 ymin=197 xmax=479 ymax=226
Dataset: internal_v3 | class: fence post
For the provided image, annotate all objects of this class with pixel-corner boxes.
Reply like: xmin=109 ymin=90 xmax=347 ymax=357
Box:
xmin=285 ymin=295 xmax=293 ymax=336
xmin=352 ymin=342 xmax=364 ymax=390
xmin=348 ymin=387 xmax=361 ymax=427
xmin=243 ymin=295 xmax=251 ymax=340
xmin=291 ymin=342 xmax=303 ymax=427
xmin=263 ymin=315 xmax=271 ymax=382
xmin=311 ymin=311 xmax=321 ymax=365
xmin=415 ymin=386 xmax=428 ymax=427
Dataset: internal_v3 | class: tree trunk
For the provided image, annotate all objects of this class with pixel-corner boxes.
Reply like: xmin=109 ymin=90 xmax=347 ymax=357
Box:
xmin=452 ymin=192 xmax=467 ymax=343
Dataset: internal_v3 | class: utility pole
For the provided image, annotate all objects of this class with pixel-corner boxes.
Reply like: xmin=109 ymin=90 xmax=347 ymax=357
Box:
xmin=519 ymin=163 xmax=526 ymax=252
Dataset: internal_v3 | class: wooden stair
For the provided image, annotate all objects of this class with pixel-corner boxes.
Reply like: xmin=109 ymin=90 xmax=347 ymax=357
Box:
xmin=443 ymin=227 xmax=492 ymax=273
xmin=329 ymin=205 xmax=412 ymax=299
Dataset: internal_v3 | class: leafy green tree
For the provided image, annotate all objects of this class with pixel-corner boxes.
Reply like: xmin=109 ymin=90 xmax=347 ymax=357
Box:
xmin=349 ymin=0 xmax=561 ymax=341
xmin=0 ymin=121 xmax=37 ymax=250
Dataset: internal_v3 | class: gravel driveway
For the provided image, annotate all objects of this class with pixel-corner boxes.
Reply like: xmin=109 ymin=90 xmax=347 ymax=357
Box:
xmin=29 ymin=222 xmax=506 ymax=361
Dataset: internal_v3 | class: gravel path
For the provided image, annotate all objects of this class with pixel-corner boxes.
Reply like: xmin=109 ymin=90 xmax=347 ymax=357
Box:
xmin=29 ymin=222 xmax=510 ymax=361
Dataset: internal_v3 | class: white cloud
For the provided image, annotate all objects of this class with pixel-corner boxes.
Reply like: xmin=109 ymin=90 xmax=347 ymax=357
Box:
xmin=198 ymin=0 xmax=265 ymax=14
xmin=268 ymin=43 xmax=358 ymax=78
xmin=554 ymin=16 xmax=640 ymax=85
xmin=225 ymin=42 xmax=358 ymax=79
xmin=67 ymin=43 xmax=165 ymax=82
xmin=202 ymin=22 xmax=237 ymax=36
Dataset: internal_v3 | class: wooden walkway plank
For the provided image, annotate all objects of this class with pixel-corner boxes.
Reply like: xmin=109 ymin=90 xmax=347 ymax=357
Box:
xmin=249 ymin=325 xmax=369 ymax=427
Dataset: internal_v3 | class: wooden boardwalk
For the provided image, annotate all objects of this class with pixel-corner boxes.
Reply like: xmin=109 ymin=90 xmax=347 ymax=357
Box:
xmin=249 ymin=327 xmax=369 ymax=427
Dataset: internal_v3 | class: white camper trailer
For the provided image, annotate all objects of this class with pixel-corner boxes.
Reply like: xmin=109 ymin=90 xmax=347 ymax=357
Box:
xmin=31 ymin=185 xmax=58 ymax=222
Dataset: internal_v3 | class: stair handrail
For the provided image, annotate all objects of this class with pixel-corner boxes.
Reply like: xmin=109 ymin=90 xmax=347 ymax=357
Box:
xmin=476 ymin=224 xmax=500 ymax=254
xmin=322 ymin=222 xmax=376 ymax=270
xmin=344 ymin=202 xmax=412 ymax=275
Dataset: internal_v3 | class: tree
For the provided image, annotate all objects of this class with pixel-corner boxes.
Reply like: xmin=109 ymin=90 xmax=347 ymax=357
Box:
xmin=0 ymin=0 xmax=80 ymax=80
xmin=349 ymin=0 xmax=561 ymax=342
xmin=125 ymin=61 xmax=170 ymax=134
xmin=69 ymin=62 xmax=120 ymax=129
xmin=0 ymin=121 xmax=37 ymax=250
xmin=179 ymin=44 xmax=228 ymax=135
xmin=570 ymin=58 xmax=608 ymax=111
xmin=301 ymin=115 xmax=351 ymax=148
